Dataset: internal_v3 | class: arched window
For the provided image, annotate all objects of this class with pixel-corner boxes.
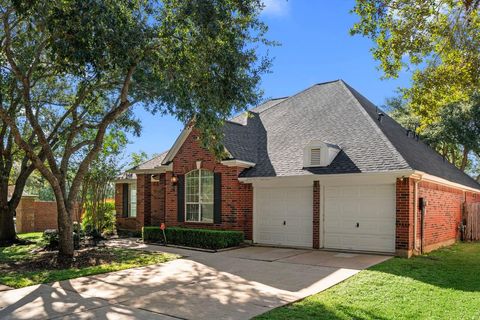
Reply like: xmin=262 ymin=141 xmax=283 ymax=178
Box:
xmin=185 ymin=169 xmax=214 ymax=222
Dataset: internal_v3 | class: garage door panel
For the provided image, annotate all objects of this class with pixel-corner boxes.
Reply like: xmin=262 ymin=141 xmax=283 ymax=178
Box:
xmin=326 ymin=234 xmax=394 ymax=252
xmin=255 ymin=187 xmax=312 ymax=248
xmin=325 ymin=184 xmax=395 ymax=253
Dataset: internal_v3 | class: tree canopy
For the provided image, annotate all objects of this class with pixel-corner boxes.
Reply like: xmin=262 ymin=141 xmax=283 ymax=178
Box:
xmin=351 ymin=0 xmax=480 ymax=123
xmin=0 ymin=0 xmax=271 ymax=256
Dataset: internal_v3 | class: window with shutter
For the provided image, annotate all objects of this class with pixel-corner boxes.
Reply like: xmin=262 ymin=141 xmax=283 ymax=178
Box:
xmin=185 ymin=169 xmax=214 ymax=222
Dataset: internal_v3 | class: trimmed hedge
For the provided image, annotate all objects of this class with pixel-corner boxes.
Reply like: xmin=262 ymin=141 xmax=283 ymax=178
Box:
xmin=142 ymin=226 xmax=244 ymax=250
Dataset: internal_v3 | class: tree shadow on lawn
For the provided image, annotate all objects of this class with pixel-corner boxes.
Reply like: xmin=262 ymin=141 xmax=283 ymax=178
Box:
xmin=369 ymin=243 xmax=480 ymax=292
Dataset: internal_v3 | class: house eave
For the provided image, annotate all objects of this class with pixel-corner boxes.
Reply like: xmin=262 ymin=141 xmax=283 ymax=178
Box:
xmin=238 ymin=169 xmax=480 ymax=193
xmin=221 ymin=159 xmax=256 ymax=168
xmin=412 ymin=170 xmax=480 ymax=193
xmin=127 ymin=163 xmax=173 ymax=175
xmin=238 ymin=169 xmax=416 ymax=183
xmin=114 ymin=178 xmax=136 ymax=184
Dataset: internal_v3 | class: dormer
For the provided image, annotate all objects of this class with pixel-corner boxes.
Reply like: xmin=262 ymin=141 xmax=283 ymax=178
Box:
xmin=303 ymin=140 xmax=341 ymax=167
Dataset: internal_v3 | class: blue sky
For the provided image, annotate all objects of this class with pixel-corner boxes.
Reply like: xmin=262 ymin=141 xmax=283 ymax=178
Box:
xmin=125 ymin=0 xmax=411 ymax=159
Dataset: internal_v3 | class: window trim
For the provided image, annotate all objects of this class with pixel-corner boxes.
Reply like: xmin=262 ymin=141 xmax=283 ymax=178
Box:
xmin=185 ymin=169 xmax=214 ymax=223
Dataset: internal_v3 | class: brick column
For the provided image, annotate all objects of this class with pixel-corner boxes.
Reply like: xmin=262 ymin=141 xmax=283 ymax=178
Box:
xmin=396 ymin=177 xmax=415 ymax=257
xmin=164 ymin=171 xmax=177 ymax=226
xmin=114 ymin=183 xmax=124 ymax=218
xmin=151 ymin=173 xmax=167 ymax=226
xmin=313 ymin=181 xmax=320 ymax=249
xmin=137 ymin=174 xmax=152 ymax=227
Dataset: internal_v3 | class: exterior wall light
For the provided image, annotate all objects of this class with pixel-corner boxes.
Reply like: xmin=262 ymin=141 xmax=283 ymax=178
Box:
xmin=171 ymin=175 xmax=178 ymax=185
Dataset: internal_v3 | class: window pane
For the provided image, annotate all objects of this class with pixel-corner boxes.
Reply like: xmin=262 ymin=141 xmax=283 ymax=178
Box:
xmin=186 ymin=204 xmax=199 ymax=222
xmin=130 ymin=184 xmax=137 ymax=217
xmin=186 ymin=172 xmax=199 ymax=203
xmin=201 ymin=171 xmax=214 ymax=203
xmin=201 ymin=204 xmax=213 ymax=223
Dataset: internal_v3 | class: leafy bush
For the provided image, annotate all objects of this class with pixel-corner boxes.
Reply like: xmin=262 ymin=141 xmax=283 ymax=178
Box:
xmin=81 ymin=201 xmax=116 ymax=237
xmin=142 ymin=227 xmax=244 ymax=250
xmin=43 ymin=227 xmax=81 ymax=250
xmin=43 ymin=229 xmax=59 ymax=249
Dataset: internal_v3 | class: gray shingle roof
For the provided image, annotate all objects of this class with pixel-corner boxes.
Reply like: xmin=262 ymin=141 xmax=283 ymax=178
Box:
xmin=343 ymin=83 xmax=480 ymax=189
xmin=132 ymin=150 xmax=169 ymax=170
xmin=120 ymin=80 xmax=479 ymax=190
xmin=231 ymin=80 xmax=479 ymax=189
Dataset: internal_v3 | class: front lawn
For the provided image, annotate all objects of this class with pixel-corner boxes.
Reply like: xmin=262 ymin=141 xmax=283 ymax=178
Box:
xmin=257 ymin=243 xmax=480 ymax=320
xmin=0 ymin=232 xmax=178 ymax=288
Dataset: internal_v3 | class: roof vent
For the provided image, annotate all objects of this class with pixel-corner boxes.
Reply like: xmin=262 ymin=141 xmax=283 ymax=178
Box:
xmin=377 ymin=112 xmax=384 ymax=122
xmin=303 ymin=140 xmax=341 ymax=168
xmin=310 ymin=148 xmax=321 ymax=166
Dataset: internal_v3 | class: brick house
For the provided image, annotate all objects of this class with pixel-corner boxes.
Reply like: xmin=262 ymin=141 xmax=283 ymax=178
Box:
xmin=115 ymin=80 xmax=480 ymax=257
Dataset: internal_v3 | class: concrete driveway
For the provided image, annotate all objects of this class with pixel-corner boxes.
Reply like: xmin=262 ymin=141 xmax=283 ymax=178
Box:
xmin=0 ymin=240 xmax=391 ymax=320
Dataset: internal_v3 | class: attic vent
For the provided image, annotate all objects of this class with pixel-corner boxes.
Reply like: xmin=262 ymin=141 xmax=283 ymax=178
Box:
xmin=303 ymin=140 xmax=341 ymax=168
xmin=310 ymin=148 xmax=321 ymax=166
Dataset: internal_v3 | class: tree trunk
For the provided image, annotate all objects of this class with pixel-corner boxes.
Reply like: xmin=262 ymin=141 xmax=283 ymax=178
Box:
xmin=460 ymin=147 xmax=470 ymax=172
xmin=0 ymin=205 xmax=16 ymax=245
xmin=0 ymin=173 xmax=16 ymax=245
xmin=56 ymin=200 xmax=74 ymax=258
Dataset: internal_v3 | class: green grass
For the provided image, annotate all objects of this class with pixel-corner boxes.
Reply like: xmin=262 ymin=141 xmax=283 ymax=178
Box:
xmin=256 ymin=243 xmax=480 ymax=320
xmin=0 ymin=232 xmax=178 ymax=288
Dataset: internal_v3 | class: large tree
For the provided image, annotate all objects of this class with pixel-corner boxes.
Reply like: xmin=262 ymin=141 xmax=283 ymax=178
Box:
xmin=386 ymin=94 xmax=480 ymax=172
xmin=351 ymin=0 xmax=480 ymax=123
xmin=0 ymin=0 xmax=270 ymax=257
xmin=0 ymin=67 xmax=61 ymax=244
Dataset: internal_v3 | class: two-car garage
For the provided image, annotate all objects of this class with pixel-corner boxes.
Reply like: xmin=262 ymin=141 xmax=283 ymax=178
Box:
xmin=253 ymin=181 xmax=396 ymax=253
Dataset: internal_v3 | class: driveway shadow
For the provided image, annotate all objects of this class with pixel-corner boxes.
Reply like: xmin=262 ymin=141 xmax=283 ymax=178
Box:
xmin=0 ymin=284 xmax=108 ymax=319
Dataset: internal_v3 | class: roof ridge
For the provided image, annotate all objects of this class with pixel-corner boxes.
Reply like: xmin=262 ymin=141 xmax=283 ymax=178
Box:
xmin=250 ymin=97 xmax=288 ymax=115
xmin=338 ymin=80 xmax=411 ymax=170
xmin=132 ymin=149 xmax=169 ymax=170
xmin=254 ymin=81 xmax=343 ymax=117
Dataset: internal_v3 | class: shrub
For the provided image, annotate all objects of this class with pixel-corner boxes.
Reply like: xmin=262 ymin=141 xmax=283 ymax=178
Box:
xmin=43 ymin=228 xmax=81 ymax=250
xmin=142 ymin=227 xmax=244 ymax=250
xmin=43 ymin=229 xmax=59 ymax=249
xmin=81 ymin=201 xmax=116 ymax=237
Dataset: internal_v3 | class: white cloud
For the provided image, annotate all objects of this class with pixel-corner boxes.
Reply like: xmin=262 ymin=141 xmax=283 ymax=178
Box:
xmin=262 ymin=0 xmax=290 ymax=17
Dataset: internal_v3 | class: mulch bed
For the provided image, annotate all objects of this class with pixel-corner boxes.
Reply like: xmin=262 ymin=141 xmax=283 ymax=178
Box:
xmin=0 ymin=247 xmax=121 ymax=272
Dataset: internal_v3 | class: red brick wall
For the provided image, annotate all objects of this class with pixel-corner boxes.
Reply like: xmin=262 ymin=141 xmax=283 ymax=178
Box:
xmin=114 ymin=183 xmax=124 ymax=218
xmin=396 ymin=178 xmax=415 ymax=256
xmin=418 ymin=181 xmax=464 ymax=252
xmin=137 ymin=174 xmax=152 ymax=227
xmin=16 ymin=197 xmax=81 ymax=233
xmin=313 ymin=181 xmax=320 ymax=249
xmin=466 ymin=191 xmax=480 ymax=203
xmin=163 ymin=129 xmax=253 ymax=240
xmin=396 ymin=178 xmax=480 ymax=256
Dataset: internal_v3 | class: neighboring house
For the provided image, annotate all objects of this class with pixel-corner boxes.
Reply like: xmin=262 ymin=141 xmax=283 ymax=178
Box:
xmin=115 ymin=80 xmax=480 ymax=257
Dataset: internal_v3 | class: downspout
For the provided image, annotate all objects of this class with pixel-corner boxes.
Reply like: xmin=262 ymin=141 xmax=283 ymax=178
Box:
xmin=413 ymin=179 xmax=418 ymax=254
xmin=413 ymin=175 xmax=422 ymax=255
xmin=420 ymin=200 xmax=425 ymax=254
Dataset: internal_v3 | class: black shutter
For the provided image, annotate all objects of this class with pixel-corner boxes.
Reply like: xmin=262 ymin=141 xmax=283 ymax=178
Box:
xmin=122 ymin=184 xmax=129 ymax=217
xmin=177 ymin=175 xmax=185 ymax=222
xmin=214 ymin=172 xmax=222 ymax=224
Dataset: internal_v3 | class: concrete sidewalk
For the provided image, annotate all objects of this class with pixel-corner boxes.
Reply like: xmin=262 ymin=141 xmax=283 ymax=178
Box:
xmin=0 ymin=241 xmax=390 ymax=319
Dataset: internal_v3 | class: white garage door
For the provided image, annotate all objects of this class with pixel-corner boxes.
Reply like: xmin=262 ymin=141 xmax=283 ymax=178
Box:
xmin=324 ymin=184 xmax=396 ymax=253
xmin=255 ymin=187 xmax=313 ymax=247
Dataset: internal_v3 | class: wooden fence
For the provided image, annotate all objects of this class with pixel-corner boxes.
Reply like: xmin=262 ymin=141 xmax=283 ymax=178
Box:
xmin=463 ymin=203 xmax=480 ymax=241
